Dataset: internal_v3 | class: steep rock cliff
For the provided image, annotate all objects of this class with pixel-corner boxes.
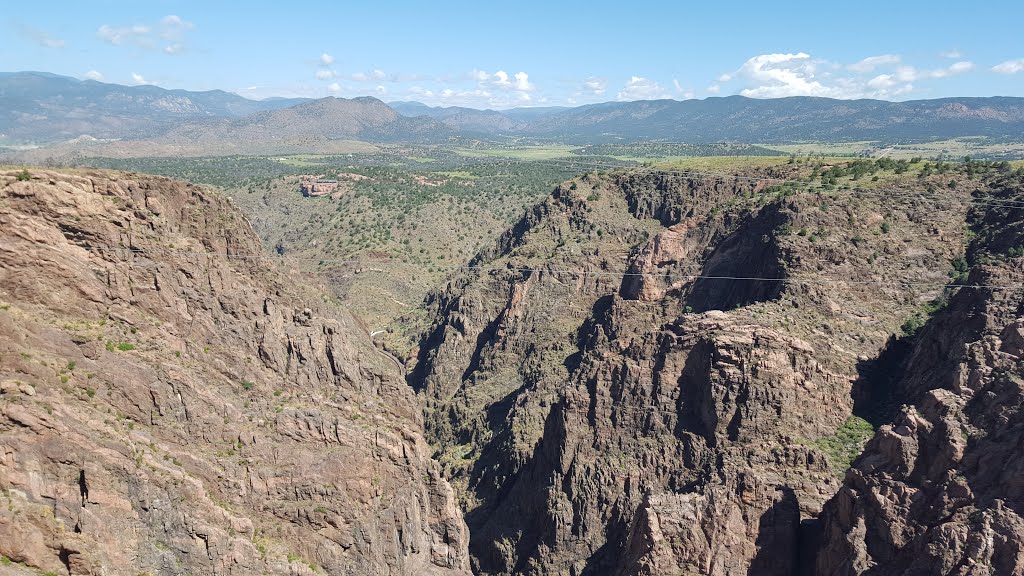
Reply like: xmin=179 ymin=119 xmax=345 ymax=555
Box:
xmin=411 ymin=166 xmax=979 ymax=575
xmin=0 ymin=169 xmax=470 ymax=575
xmin=815 ymin=171 xmax=1024 ymax=575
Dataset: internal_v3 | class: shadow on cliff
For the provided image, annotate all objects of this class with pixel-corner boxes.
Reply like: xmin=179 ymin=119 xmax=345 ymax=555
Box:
xmin=407 ymin=302 xmax=451 ymax=393
xmin=465 ymin=295 xmax=620 ymax=574
xmin=672 ymin=337 xmax=717 ymax=445
xmin=850 ymin=334 xmax=914 ymax=426
xmin=851 ymin=277 xmax=989 ymax=427
xmin=564 ymin=294 xmax=616 ymax=374
xmin=460 ymin=309 xmax=505 ymax=383
xmin=579 ymin=512 xmax=632 ymax=576
xmin=684 ymin=204 xmax=788 ymax=314
xmin=747 ymin=486 xmax=802 ymax=576
xmin=464 ymin=396 xmax=568 ymax=575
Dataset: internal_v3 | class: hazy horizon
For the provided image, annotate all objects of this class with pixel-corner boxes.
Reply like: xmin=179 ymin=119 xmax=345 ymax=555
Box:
xmin=3 ymin=0 xmax=1023 ymax=110
xmin=7 ymin=68 xmax=1024 ymax=112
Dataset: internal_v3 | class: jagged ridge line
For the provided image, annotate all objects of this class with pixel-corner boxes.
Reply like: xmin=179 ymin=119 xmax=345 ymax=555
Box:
xmin=47 ymin=245 xmax=1024 ymax=291
xmin=517 ymin=157 xmax=1024 ymax=209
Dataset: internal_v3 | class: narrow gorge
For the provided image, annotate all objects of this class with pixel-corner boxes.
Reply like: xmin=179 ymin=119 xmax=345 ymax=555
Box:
xmin=2 ymin=161 xmax=1022 ymax=575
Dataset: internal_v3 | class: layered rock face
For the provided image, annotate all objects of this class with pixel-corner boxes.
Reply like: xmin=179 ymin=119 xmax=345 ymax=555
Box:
xmin=0 ymin=169 xmax=469 ymax=575
xmin=815 ymin=172 xmax=1024 ymax=575
xmin=411 ymin=167 xmax=983 ymax=575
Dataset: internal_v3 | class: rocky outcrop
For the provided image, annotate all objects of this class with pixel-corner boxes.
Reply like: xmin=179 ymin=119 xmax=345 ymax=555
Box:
xmin=300 ymin=178 xmax=340 ymax=198
xmin=0 ymin=169 xmax=469 ymax=575
xmin=411 ymin=166 xmax=981 ymax=575
xmin=815 ymin=172 xmax=1024 ymax=575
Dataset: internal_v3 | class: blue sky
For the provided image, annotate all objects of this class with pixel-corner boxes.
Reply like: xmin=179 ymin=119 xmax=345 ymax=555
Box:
xmin=3 ymin=0 xmax=1023 ymax=108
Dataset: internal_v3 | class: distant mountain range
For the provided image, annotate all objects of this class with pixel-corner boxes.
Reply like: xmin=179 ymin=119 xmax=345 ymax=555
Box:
xmin=3 ymin=71 xmax=1024 ymax=155
xmin=0 ymin=71 xmax=309 ymax=144
xmin=388 ymin=101 xmax=568 ymax=133
xmin=138 ymin=97 xmax=449 ymax=155
xmin=517 ymin=96 xmax=1024 ymax=142
xmin=394 ymin=97 xmax=1024 ymax=143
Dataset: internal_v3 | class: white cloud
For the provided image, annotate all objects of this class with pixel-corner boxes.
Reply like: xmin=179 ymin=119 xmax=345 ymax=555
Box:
xmin=722 ymin=52 xmax=971 ymax=100
xmin=230 ymin=83 xmax=330 ymax=100
xmin=98 ymin=24 xmax=146 ymax=46
xmin=896 ymin=61 xmax=974 ymax=81
xmin=409 ymin=86 xmax=435 ymax=98
xmin=320 ymin=53 xmax=335 ymax=66
xmin=316 ymin=70 xmax=337 ymax=80
xmin=893 ymin=66 xmax=916 ymax=82
xmin=948 ymin=61 xmax=974 ymax=74
xmin=391 ymin=72 xmax=430 ymax=82
xmin=993 ymin=59 xmax=1024 ymax=74
xmin=350 ymin=69 xmax=389 ymax=82
xmin=582 ymin=76 xmax=607 ymax=96
xmin=848 ymin=54 xmax=901 ymax=73
xmin=706 ymin=83 xmax=721 ymax=94
xmin=161 ymin=16 xmax=192 ymax=34
xmin=865 ymin=74 xmax=913 ymax=97
xmin=402 ymin=84 xmax=538 ymax=108
xmin=431 ymin=84 xmax=537 ymax=108
xmin=328 ymin=82 xmax=342 ymax=93
xmin=733 ymin=53 xmax=833 ymax=98
xmin=130 ymin=72 xmax=156 ymax=86
xmin=472 ymin=69 xmax=536 ymax=95
xmin=867 ymin=74 xmax=896 ymax=89
xmin=617 ymin=76 xmax=670 ymax=101
xmin=513 ymin=72 xmax=533 ymax=91
xmin=672 ymin=79 xmax=695 ymax=99
xmin=159 ymin=15 xmax=193 ymax=43
xmin=718 ymin=73 xmax=732 ymax=82
xmin=942 ymin=50 xmax=962 ymax=59
xmin=375 ymin=85 xmax=387 ymax=95
xmin=97 ymin=15 xmax=192 ymax=54
xmin=83 ymin=70 xmax=104 ymax=81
